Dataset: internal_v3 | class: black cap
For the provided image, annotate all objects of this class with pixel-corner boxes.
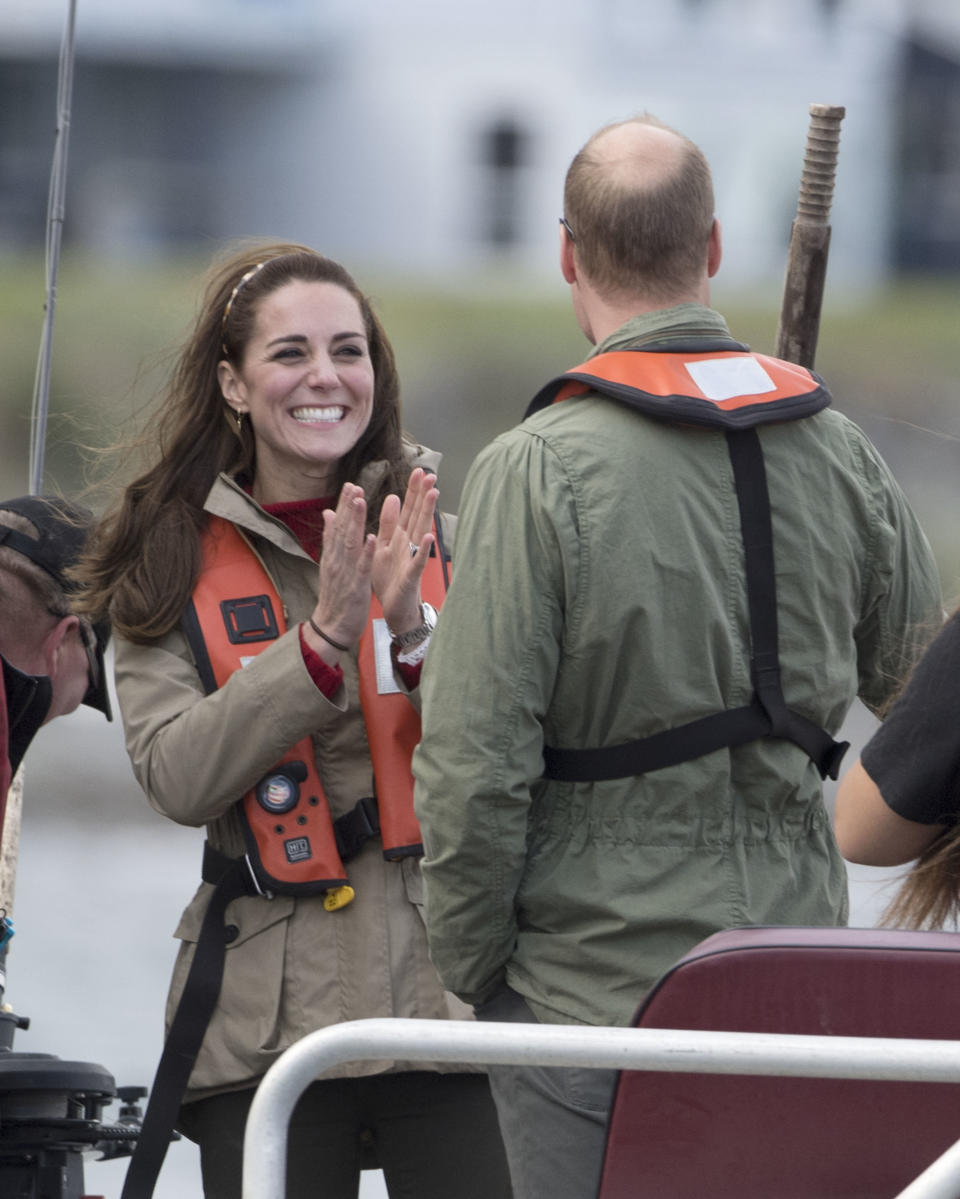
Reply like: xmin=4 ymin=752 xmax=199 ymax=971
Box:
xmin=0 ymin=495 xmax=112 ymax=721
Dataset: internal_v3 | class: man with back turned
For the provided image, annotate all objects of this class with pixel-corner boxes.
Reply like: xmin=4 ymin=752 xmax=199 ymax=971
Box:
xmin=413 ymin=114 xmax=942 ymax=1199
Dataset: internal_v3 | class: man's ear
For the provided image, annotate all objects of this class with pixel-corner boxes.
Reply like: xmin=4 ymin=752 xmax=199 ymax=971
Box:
xmin=560 ymin=224 xmax=578 ymax=285
xmin=41 ymin=614 xmax=78 ymax=679
xmin=707 ymin=217 xmax=723 ymax=279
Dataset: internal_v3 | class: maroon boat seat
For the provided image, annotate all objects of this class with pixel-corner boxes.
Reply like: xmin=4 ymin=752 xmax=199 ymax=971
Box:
xmin=597 ymin=926 xmax=960 ymax=1199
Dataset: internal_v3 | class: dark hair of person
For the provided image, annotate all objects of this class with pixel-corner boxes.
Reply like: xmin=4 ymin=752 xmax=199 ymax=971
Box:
xmin=563 ymin=114 xmax=715 ymax=302
xmin=76 ymin=242 xmax=407 ymax=643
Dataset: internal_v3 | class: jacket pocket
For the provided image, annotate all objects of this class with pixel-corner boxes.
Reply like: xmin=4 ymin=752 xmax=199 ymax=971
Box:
xmin=166 ymin=889 xmax=295 ymax=1091
xmin=172 ymin=882 xmax=295 ymax=944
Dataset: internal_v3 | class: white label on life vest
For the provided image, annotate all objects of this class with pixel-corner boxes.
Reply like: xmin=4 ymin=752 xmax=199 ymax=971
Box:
xmin=373 ymin=618 xmax=403 ymax=695
xmin=239 ymin=655 xmax=256 ymax=669
xmin=684 ymin=357 xmax=776 ymax=402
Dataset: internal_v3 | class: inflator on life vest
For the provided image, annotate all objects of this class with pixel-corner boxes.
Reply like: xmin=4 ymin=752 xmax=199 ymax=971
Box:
xmin=525 ymin=343 xmax=849 ymax=784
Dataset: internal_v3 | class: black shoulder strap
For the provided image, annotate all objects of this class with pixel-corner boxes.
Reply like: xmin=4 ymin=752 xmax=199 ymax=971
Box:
xmin=433 ymin=512 xmax=451 ymax=590
xmin=181 ymin=598 xmax=218 ymax=696
xmin=542 ymin=429 xmax=848 ymax=785
xmin=725 ymin=429 xmax=848 ymax=777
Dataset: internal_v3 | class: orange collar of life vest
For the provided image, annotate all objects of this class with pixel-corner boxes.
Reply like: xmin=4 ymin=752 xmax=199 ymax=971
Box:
xmin=525 ymin=348 xmax=831 ymax=431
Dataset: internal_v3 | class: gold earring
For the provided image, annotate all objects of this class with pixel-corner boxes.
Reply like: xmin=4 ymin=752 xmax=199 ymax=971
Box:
xmin=235 ymin=410 xmax=245 ymax=435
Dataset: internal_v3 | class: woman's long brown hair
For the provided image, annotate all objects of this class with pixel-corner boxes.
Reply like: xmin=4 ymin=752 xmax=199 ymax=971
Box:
xmin=76 ymin=243 xmax=407 ymax=643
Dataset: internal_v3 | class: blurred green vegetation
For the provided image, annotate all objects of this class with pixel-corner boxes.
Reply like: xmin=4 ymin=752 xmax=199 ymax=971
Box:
xmin=2 ymin=251 xmax=958 ymax=595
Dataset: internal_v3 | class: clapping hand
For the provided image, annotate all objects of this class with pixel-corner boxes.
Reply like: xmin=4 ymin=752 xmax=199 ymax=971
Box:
xmin=372 ymin=468 xmax=439 ymax=635
xmin=307 ymin=483 xmax=376 ymax=655
xmin=304 ymin=472 xmax=439 ymax=663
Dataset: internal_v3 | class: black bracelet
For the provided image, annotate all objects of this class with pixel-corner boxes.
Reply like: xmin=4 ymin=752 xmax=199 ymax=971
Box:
xmin=307 ymin=618 xmax=351 ymax=652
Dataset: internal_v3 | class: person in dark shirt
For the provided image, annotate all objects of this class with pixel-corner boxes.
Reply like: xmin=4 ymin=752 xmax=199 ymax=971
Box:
xmin=834 ymin=610 xmax=960 ymax=927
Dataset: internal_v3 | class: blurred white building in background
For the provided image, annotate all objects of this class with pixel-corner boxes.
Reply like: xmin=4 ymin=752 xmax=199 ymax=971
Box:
xmin=2 ymin=0 xmax=960 ymax=291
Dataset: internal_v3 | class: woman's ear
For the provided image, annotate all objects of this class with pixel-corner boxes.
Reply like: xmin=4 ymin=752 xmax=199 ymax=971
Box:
xmin=217 ymin=359 xmax=244 ymax=409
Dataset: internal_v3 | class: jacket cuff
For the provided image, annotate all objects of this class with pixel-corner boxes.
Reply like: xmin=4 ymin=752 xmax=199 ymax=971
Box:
xmin=298 ymin=624 xmax=345 ymax=699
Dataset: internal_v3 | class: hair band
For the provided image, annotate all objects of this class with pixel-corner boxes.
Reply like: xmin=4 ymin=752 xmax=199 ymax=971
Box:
xmin=220 ymin=260 xmax=269 ymax=351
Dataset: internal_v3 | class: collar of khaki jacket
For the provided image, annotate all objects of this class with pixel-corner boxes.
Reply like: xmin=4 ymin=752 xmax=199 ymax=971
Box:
xmin=201 ymin=438 xmax=444 ymax=558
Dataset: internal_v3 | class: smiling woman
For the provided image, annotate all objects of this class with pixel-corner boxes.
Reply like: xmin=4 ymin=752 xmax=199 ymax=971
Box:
xmin=218 ymin=280 xmax=377 ymax=504
xmin=71 ymin=244 xmax=512 ymax=1199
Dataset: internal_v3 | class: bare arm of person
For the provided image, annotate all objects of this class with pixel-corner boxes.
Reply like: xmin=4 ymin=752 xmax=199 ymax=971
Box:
xmin=834 ymin=757 xmax=947 ymax=866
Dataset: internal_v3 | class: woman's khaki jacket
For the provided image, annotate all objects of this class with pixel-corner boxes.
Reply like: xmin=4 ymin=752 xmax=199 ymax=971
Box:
xmin=115 ymin=447 xmax=468 ymax=1102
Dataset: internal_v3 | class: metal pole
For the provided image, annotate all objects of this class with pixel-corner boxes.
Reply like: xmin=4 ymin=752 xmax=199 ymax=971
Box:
xmin=29 ymin=0 xmax=78 ymax=496
xmin=898 ymin=1137 xmax=960 ymax=1199
xmin=6 ymin=0 xmax=80 ymax=1003
xmin=242 ymin=1018 xmax=960 ymax=1199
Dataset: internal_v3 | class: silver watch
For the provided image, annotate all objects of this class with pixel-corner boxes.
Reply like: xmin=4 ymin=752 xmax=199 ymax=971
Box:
xmin=389 ymin=601 xmax=437 ymax=650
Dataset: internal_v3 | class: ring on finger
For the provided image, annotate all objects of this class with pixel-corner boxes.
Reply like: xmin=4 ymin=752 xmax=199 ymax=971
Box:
xmin=409 ymin=541 xmax=418 ymax=558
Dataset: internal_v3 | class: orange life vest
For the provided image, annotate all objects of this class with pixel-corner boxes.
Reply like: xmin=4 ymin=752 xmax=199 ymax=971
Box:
xmin=525 ymin=345 xmax=848 ymax=783
xmin=183 ymin=515 xmax=449 ymax=898
xmin=526 ymin=346 xmax=831 ymax=428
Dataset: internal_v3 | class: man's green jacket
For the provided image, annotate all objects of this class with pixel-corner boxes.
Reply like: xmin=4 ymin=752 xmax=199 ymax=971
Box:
xmin=414 ymin=304 xmax=943 ymax=1028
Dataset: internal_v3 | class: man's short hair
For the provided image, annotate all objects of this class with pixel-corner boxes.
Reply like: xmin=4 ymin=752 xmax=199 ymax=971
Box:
xmin=563 ymin=114 xmax=715 ymax=302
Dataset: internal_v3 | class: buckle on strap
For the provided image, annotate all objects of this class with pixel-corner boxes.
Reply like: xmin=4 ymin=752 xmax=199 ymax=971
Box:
xmin=333 ymin=796 xmax=380 ymax=862
xmin=201 ymin=841 xmax=271 ymax=898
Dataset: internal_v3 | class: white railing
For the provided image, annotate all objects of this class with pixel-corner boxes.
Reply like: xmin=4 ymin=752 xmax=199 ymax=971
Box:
xmin=242 ymin=1018 xmax=960 ymax=1199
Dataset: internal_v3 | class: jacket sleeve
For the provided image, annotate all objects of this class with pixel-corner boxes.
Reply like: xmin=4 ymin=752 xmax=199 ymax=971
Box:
xmin=845 ymin=421 xmax=943 ymax=715
xmin=115 ymin=626 xmax=347 ymax=827
xmin=413 ymin=431 xmax=579 ymax=1004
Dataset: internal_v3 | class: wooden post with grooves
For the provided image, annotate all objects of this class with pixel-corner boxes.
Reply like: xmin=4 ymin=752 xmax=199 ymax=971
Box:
xmin=775 ymin=104 xmax=846 ymax=369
